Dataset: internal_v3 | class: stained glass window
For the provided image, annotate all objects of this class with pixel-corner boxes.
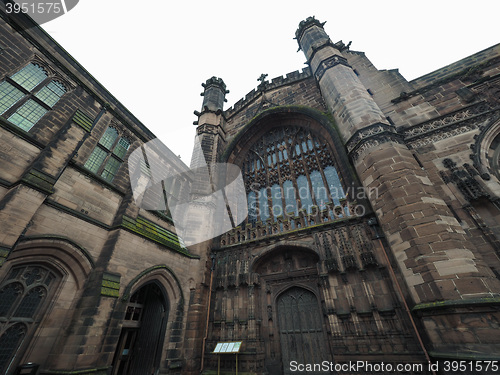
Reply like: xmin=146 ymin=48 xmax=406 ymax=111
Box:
xmin=243 ymin=125 xmax=347 ymax=226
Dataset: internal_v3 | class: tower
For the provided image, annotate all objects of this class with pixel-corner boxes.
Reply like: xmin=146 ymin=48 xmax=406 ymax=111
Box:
xmin=296 ymin=16 xmax=500 ymax=360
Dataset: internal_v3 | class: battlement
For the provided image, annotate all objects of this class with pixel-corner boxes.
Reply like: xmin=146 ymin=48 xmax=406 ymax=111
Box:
xmin=224 ymin=67 xmax=312 ymax=117
xmin=295 ymin=16 xmax=325 ymax=43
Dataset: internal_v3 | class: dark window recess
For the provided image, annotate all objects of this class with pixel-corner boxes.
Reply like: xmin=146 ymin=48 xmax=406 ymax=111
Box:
xmin=456 ymin=87 xmax=476 ymax=103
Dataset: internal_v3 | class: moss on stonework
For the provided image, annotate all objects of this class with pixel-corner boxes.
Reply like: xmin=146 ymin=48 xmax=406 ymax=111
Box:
xmin=72 ymin=109 xmax=94 ymax=132
xmin=22 ymin=168 xmax=56 ymax=194
xmin=412 ymin=297 xmax=500 ymax=312
xmin=121 ymin=215 xmax=195 ymax=257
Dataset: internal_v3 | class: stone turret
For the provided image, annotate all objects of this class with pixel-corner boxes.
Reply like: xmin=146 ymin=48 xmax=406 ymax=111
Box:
xmin=297 ymin=16 xmax=500 ymax=357
xmin=200 ymin=76 xmax=228 ymax=112
xmin=192 ymin=77 xmax=228 ymax=168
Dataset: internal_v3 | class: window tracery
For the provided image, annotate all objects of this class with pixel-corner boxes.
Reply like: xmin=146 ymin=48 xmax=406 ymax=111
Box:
xmin=0 ymin=265 xmax=60 ymax=374
xmin=0 ymin=62 xmax=68 ymax=131
xmin=242 ymin=126 xmax=346 ymax=226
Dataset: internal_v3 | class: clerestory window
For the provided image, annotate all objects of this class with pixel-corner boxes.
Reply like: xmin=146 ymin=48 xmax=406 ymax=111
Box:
xmin=84 ymin=126 xmax=130 ymax=182
xmin=0 ymin=63 xmax=66 ymax=131
xmin=243 ymin=126 xmax=347 ymax=226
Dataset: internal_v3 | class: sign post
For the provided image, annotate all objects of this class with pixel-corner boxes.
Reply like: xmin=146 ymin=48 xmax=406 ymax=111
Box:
xmin=212 ymin=341 xmax=242 ymax=375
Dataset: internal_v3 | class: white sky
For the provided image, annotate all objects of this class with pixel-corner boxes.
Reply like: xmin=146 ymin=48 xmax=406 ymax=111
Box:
xmin=43 ymin=0 xmax=500 ymax=165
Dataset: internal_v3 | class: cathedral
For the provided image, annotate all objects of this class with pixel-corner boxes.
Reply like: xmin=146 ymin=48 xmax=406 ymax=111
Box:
xmin=1 ymin=5 xmax=500 ymax=375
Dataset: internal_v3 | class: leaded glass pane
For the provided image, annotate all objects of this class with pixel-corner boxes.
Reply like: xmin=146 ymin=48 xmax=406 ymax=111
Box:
xmin=258 ymin=188 xmax=269 ymax=222
xmin=283 ymin=180 xmax=297 ymax=215
xmin=324 ymin=166 xmax=345 ymax=205
xmin=0 ymin=81 xmax=24 ymax=114
xmin=14 ymin=286 xmax=45 ymax=318
xmin=295 ymin=144 xmax=301 ymax=156
xmin=112 ymin=137 xmax=130 ymax=159
xmin=10 ymin=63 xmax=47 ymax=91
xmin=7 ymin=99 xmax=47 ymax=131
xmin=0 ymin=283 xmax=23 ymax=316
xmin=101 ymin=157 xmax=121 ymax=182
xmin=35 ymin=80 xmax=66 ymax=107
xmin=247 ymin=191 xmax=257 ymax=225
xmin=84 ymin=147 xmax=107 ymax=173
xmin=310 ymin=170 xmax=329 ymax=209
xmin=296 ymin=175 xmax=313 ymax=214
xmin=0 ymin=323 xmax=27 ymax=374
xmin=270 ymin=184 xmax=283 ymax=218
xmin=99 ymin=127 xmax=118 ymax=150
xmin=307 ymin=139 xmax=313 ymax=151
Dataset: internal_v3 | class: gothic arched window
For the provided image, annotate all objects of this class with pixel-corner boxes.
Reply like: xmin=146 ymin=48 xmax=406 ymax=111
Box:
xmin=0 ymin=265 xmax=60 ymax=374
xmin=242 ymin=126 xmax=346 ymax=225
xmin=0 ymin=63 xmax=67 ymax=131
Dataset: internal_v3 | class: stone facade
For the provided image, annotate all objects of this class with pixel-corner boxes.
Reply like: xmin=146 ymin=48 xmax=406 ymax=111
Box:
xmin=1 ymin=8 xmax=500 ymax=375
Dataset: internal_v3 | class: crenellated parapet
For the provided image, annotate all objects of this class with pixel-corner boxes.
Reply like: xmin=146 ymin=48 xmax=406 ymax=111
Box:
xmin=224 ymin=67 xmax=312 ymax=118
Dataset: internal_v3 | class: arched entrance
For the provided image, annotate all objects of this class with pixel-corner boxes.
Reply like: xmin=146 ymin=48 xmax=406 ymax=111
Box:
xmin=277 ymin=287 xmax=330 ymax=374
xmin=112 ymin=282 xmax=168 ymax=375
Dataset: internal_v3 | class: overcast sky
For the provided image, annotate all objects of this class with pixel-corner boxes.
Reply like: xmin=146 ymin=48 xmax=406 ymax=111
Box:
xmin=44 ymin=0 xmax=500 ymax=165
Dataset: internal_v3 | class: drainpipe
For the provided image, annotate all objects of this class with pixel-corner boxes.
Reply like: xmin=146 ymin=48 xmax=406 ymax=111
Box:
xmin=200 ymin=253 xmax=216 ymax=373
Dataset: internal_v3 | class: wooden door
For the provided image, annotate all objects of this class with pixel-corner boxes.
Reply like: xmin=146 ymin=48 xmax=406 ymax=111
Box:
xmin=113 ymin=283 xmax=168 ymax=375
xmin=277 ymin=287 xmax=330 ymax=374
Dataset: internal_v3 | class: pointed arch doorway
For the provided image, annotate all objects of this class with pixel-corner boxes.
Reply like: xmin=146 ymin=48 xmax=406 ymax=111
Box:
xmin=277 ymin=287 xmax=331 ymax=375
xmin=112 ymin=282 xmax=168 ymax=375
